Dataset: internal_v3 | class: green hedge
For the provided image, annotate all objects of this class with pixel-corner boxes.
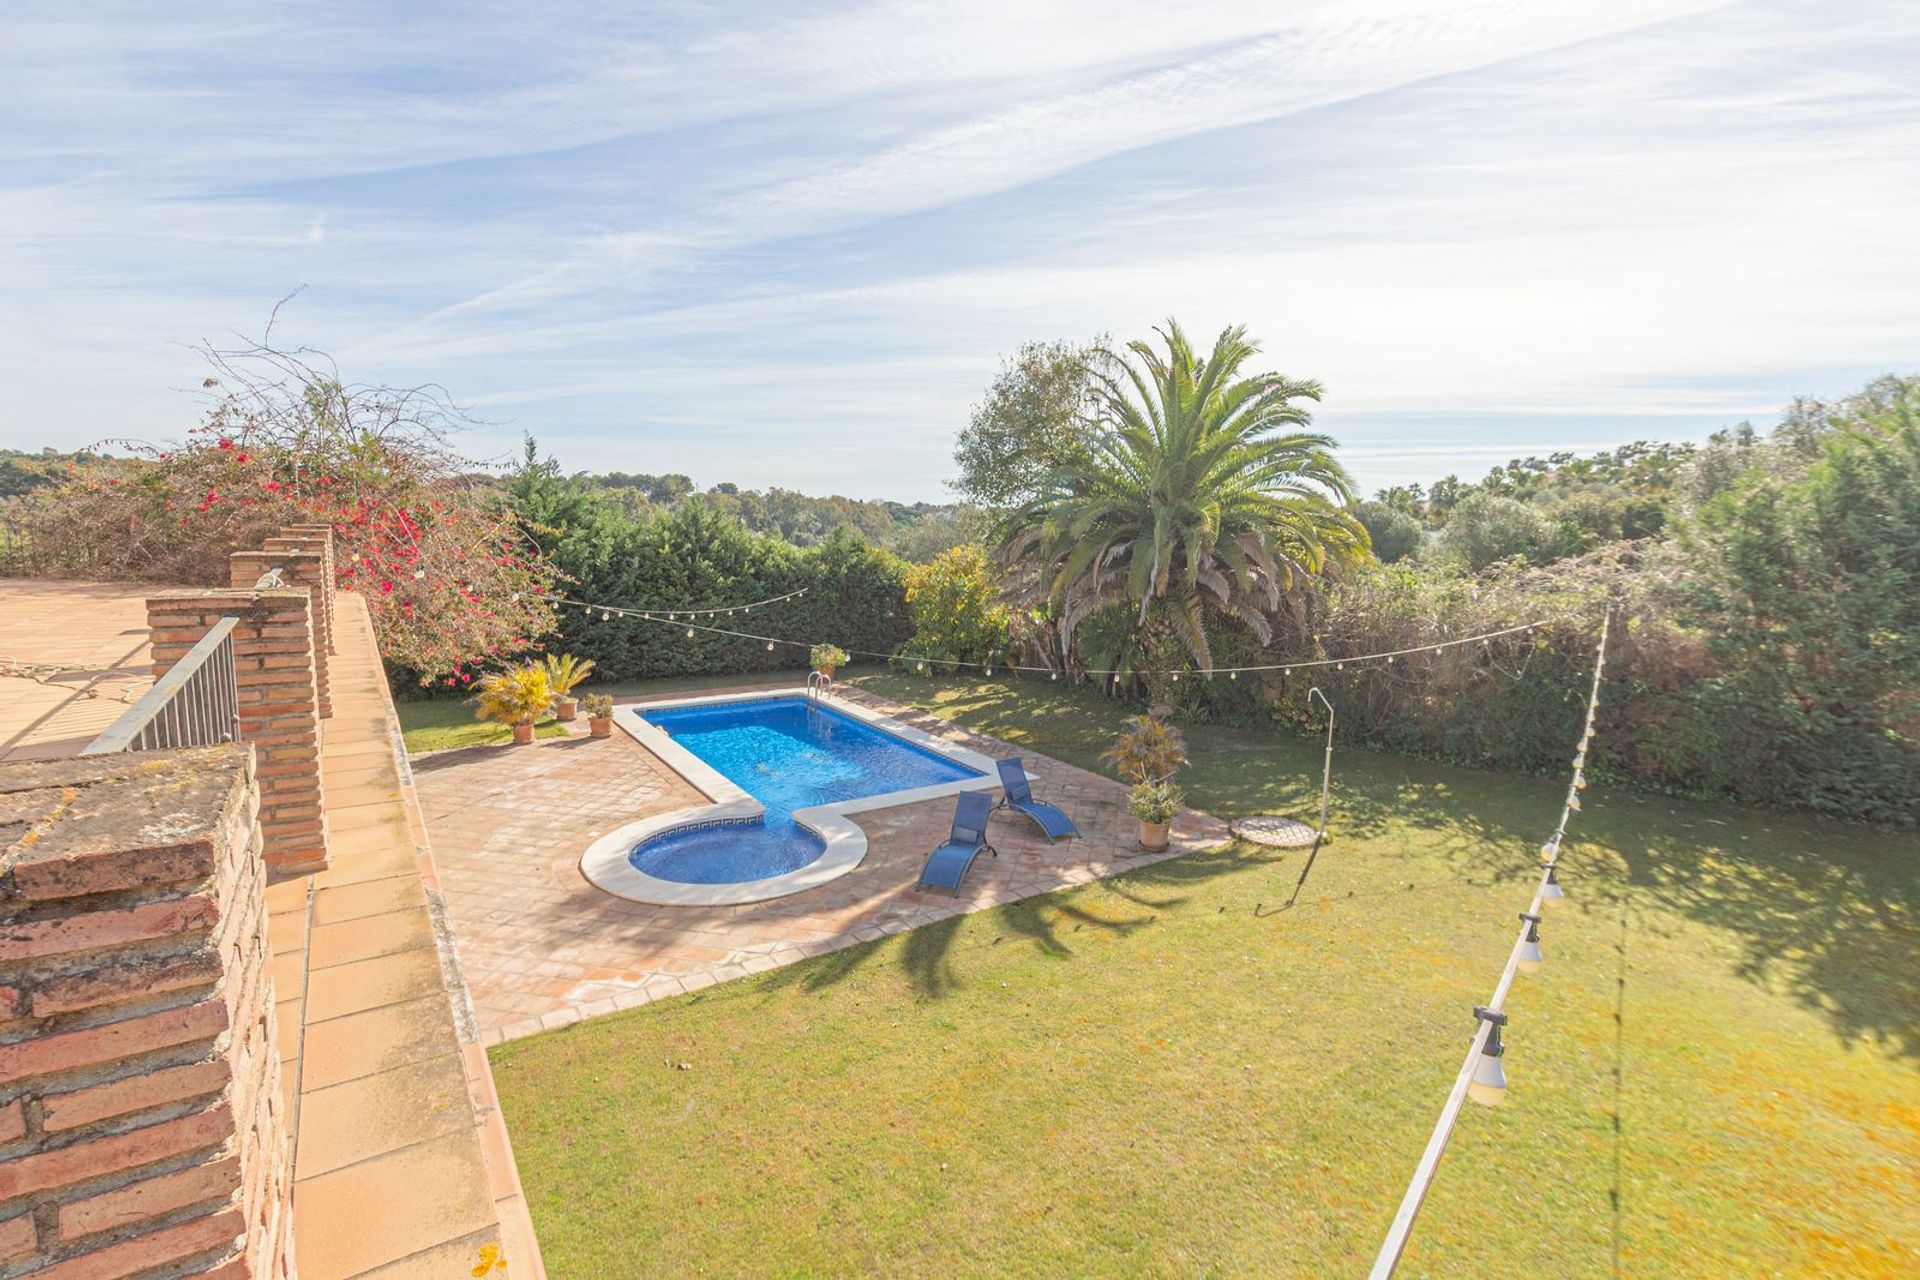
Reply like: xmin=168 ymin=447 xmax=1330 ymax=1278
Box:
xmin=538 ymin=498 xmax=910 ymax=681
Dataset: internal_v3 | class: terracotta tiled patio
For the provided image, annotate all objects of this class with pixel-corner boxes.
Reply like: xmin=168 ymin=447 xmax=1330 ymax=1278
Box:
xmin=414 ymin=685 xmax=1229 ymax=1044
xmin=0 ymin=578 xmax=176 ymax=762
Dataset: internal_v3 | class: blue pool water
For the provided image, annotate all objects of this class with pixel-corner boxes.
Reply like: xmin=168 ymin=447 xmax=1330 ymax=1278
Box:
xmin=633 ymin=697 xmax=982 ymax=884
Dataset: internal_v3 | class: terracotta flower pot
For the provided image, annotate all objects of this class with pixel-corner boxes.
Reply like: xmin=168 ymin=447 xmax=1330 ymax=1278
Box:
xmin=511 ymin=722 xmax=535 ymax=746
xmin=554 ymin=696 xmax=579 ymax=723
xmin=1138 ymin=820 xmax=1170 ymax=853
xmin=815 ymin=667 xmax=835 ymax=682
xmin=589 ymin=715 xmax=613 ymax=739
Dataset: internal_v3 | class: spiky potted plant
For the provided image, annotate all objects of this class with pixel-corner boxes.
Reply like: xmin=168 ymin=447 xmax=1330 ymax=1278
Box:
xmin=542 ymin=653 xmax=595 ymax=722
xmin=1129 ymin=780 xmax=1182 ymax=852
xmin=583 ymin=693 xmax=615 ymax=739
xmin=810 ymin=643 xmax=849 ymax=681
xmin=1102 ymin=714 xmax=1189 ymax=849
xmin=473 ymin=664 xmax=553 ymax=746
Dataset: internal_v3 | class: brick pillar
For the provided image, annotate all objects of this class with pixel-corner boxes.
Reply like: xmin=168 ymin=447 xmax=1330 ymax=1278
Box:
xmin=269 ymin=526 xmax=336 ymax=657
xmin=0 ymin=745 xmax=294 ymax=1279
xmin=148 ymin=591 xmax=327 ymax=873
xmin=229 ymin=549 xmax=332 ymax=721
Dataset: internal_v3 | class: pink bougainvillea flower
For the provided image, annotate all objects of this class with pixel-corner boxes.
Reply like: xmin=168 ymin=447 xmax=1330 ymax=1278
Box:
xmin=380 ymin=581 xmax=395 ymax=594
xmin=235 ymin=453 xmax=249 ymax=463
xmin=217 ymin=438 xmax=233 ymax=450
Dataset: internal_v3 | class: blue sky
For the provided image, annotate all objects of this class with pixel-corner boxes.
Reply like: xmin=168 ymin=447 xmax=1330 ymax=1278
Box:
xmin=3 ymin=0 xmax=1917 ymax=501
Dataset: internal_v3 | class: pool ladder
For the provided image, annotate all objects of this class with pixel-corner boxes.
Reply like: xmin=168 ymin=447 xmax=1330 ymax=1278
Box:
xmin=806 ymin=670 xmax=834 ymax=707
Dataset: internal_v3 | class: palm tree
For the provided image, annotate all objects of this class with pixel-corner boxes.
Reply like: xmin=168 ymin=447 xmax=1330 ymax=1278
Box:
xmin=1004 ymin=319 xmax=1368 ymax=677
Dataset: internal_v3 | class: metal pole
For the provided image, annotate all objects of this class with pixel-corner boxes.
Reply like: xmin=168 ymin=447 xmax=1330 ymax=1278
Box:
xmin=1308 ymin=687 xmax=1334 ymax=836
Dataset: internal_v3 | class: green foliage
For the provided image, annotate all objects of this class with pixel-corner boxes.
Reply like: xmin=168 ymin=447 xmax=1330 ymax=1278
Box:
xmin=1101 ymin=714 xmax=1188 ymax=784
xmin=1352 ymin=500 xmax=1422 ymax=563
xmin=895 ymin=544 xmax=1012 ymax=671
xmin=1428 ymin=491 xmax=1557 ymax=570
xmin=473 ymin=664 xmax=553 ymax=727
xmin=1127 ymin=778 xmax=1182 ymax=823
xmin=1003 ymin=319 xmax=1368 ymax=681
xmin=952 ymin=338 xmax=1103 ymax=511
xmin=541 ymin=652 xmax=595 ymax=697
xmin=810 ymin=642 xmax=850 ymax=674
xmin=1677 ymin=379 xmax=1920 ymax=822
xmin=581 ymin=693 xmax=614 ymax=719
xmin=512 ymin=453 xmax=911 ymax=681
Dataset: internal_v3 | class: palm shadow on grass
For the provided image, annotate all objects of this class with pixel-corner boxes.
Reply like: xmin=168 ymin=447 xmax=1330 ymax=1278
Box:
xmin=754 ymin=840 xmax=1267 ymax=1003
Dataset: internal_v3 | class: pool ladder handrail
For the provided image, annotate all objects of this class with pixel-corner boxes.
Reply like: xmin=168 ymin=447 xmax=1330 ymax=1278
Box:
xmin=807 ymin=670 xmax=834 ymax=706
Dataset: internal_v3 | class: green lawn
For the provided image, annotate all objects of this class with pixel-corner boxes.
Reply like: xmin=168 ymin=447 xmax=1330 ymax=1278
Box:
xmin=489 ymin=672 xmax=1920 ymax=1278
xmin=394 ymin=699 xmax=568 ymax=752
xmin=396 ymin=667 xmax=822 ymax=753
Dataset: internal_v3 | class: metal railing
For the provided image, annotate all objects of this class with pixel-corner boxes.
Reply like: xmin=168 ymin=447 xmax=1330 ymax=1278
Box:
xmin=82 ymin=616 xmax=242 ymax=755
xmin=806 ymin=670 xmax=833 ymax=706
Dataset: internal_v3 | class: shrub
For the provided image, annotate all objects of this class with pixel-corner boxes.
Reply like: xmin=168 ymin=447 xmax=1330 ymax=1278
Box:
xmin=1128 ymin=779 xmax=1183 ymax=824
xmin=1353 ymin=500 xmax=1423 ymax=563
xmin=543 ymin=653 xmax=594 ymax=698
xmin=473 ymin=664 xmax=553 ymax=728
xmin=1429 ymin=492 xmax=1558 ymax=570
xmin=582 ymin=693 xmax=614 ymax=719
xmin=894 ymin=543 xmax=1012 ymax=672
xmin=8 ymin=341 xmax=558 ymax=683
xmin=514 ymin=481 xmax=911 ymax=681
xmin=810 ymin=643 xmax=849 ymax=675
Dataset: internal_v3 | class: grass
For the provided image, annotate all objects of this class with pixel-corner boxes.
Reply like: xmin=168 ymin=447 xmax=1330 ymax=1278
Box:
xmin=489 ymin=671 xmax=1920 ymax=1277
xmin=396 ymin=666 xmax=821 ymax=753
xmin=393 ymin=698 xmax=567 ymax=752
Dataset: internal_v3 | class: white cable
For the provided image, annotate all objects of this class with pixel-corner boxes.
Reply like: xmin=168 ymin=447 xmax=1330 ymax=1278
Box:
xmin=1368 ymin=605 xmax=1613 ymax=1278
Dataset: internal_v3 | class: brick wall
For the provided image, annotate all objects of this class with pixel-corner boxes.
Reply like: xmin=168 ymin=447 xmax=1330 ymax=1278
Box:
xmin=226 ymin=551 xmax=332 ymax=722
xmin=146 ymin=592 xmax=326 ymax=873
xmin=265 ymin=528 xmax=335 ymax=661
xmin=0 ymin=746 xmax=292 ymax=1279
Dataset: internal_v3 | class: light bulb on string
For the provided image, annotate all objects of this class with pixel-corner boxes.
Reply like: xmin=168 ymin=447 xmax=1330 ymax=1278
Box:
xmin=1229 ymin=671 xmax=1237 ymax=680
xmin=685 ymin=628 xmax=695 ymax=638
xmin=766 ymin=642 xmax=775 ymax=651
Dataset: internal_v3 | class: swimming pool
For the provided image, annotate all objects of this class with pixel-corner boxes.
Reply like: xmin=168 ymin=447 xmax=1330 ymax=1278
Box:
xmin=579 ymin=691 xmax=1000 ymax=906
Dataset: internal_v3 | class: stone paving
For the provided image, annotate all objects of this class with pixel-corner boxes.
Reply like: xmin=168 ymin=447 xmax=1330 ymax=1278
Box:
xmin=414 ymin=684 xmax=1230 ymax=1044
xmin=0 ymin=579 xmax=176 ymax=761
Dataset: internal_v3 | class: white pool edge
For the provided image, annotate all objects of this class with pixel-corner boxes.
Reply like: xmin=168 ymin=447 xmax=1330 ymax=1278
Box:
xmin=579 ymin=687 xmax=1002 ymax=906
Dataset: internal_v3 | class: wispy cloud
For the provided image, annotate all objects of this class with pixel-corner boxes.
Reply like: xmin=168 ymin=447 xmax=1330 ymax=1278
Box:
xmin=2 ymin=0 xmax=1917 ymax=499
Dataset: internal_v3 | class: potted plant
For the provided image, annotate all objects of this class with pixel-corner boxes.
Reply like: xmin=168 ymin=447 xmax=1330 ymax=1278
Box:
xmin=1129 ymin=780 xmax=1182 ymax=852
xmin=473 ymin=664 xmax=553 ymax=746
xmin=583 ymin=693 xmax=615 ymax=739
xmin=810 ymin=643 xmax=849 ymax=680
xmin=542 ymin=653 xmax=595 ymax=722
xmin=1102 ymin=714 xmax=1189 ymax=848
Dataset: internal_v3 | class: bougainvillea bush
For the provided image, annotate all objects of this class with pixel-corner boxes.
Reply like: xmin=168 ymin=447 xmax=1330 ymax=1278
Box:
xmin=7 ymin=342 xmax=559 ymax=685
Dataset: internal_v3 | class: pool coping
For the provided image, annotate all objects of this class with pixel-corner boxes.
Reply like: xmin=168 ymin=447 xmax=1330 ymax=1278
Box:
xmin=579 ymin=688 xmax=1003 ymax=906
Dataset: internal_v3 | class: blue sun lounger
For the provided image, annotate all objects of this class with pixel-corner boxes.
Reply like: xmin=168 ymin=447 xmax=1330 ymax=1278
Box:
xmin=917 ymin=791 xmax=997 ymax=893
xmin=994 ymin=758 xmax=1080 ymax=843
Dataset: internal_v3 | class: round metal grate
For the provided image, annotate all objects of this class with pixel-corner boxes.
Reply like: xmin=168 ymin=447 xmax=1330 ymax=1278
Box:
xmin=1230 ymin=814 xmax=1322 ymax=848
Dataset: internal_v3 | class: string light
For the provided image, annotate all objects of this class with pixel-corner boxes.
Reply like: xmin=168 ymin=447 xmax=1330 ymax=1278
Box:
xmin=1371 ymin=604 xmax=1613 ymax=1277
xmin=549 ymin=591 xmax=1553 ymax=681
xmin=1516 ymin=913 xmax=1544 ymax=974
